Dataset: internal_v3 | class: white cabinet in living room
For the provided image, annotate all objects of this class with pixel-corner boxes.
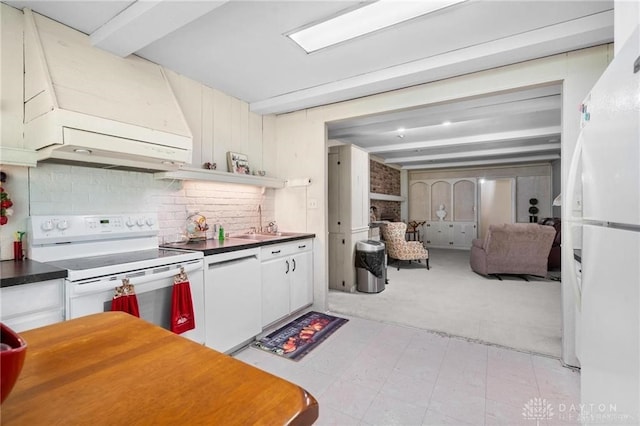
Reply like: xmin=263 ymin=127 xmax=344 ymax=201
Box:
xmin=1 ymin=279 xmax=64 ymax=332
xmin=452 ymin=222 xmax=477 ymax=247
xmin=261 ymin=239 xmax=313 ymax=327
xmin=328 ymin=144 xmax=370 ymax=292
xmin=425 ymin=221 xmax=477 ymax=249
xmin=425 ymin=222 xmax=451 ymax=246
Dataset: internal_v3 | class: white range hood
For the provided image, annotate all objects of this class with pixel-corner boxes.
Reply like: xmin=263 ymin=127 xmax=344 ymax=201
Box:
xmin=22 ymin=9 xmax=193 ymax=172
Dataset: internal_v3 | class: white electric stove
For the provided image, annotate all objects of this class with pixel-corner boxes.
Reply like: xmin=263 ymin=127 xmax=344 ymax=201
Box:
xmin=27 ymin=213 xmax=205 ymax=343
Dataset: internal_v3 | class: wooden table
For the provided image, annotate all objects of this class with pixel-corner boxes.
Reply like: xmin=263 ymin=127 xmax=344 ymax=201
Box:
xmin=1 ymin=312 xmax=318 ymax=425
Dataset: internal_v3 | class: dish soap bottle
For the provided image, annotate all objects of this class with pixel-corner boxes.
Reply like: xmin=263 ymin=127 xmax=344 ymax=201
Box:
xmin=218 ymin=225 xmax=225 ymax=241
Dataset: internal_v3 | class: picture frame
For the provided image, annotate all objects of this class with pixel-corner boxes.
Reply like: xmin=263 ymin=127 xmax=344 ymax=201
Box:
xmin=227 ymin=152 xmax=250 ymax=175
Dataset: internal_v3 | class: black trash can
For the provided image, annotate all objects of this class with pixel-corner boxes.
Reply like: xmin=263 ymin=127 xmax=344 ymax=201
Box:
xmin=355 ymin=240 xmax=386 ymax=293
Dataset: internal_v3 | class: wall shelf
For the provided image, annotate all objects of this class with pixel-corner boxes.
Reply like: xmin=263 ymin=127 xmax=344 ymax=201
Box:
xmin=154 ymin=167 xmax=286 ymax=188
xmin=369 ymin=192 xmax=405 ymax=202
xmin=0 ymin=147 xmax=38 ymax=167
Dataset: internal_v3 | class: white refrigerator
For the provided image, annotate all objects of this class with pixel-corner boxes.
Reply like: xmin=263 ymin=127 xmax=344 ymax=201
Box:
xmin=566 ymin=26 xmax=639 ymax=421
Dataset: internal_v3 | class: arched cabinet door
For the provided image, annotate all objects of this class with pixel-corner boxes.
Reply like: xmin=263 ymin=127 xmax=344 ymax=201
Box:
xmin=430 ymin=180 xmax=451 ymax=221
xmin=453 ymin=179 xmax=476 ymax=222
xmin=409 ymin=181 xmax=429 ymax=221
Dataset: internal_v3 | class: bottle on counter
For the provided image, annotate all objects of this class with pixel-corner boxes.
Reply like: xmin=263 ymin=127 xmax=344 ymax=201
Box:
xmin=218 ymin=226 xmax=225 ymax=241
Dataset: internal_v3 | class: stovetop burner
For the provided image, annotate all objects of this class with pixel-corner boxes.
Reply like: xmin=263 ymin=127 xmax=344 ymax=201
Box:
xmin=46 ymin=249 xmax=193 ymax=271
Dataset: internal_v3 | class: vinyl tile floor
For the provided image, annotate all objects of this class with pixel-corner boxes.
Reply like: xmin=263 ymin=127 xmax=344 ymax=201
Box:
xmin=234 ymin=314 xmax=580 ymax=426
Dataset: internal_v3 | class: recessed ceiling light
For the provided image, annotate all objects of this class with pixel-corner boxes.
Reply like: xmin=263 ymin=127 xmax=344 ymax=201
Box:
xmin=73 ymin=149 xmax=92 ymax=155
xmin=287 ymin=0 xmax=467 ymax=53
xmin=442 ymin=121 xmax=452 ymax=126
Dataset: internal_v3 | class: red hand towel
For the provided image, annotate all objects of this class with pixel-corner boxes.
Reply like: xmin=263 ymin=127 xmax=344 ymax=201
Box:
xmin=111 ymin=280 xmax=140 ymax=317
xmin=111 ymin=293 xmax=140 ymax=317
xmin=171 ymin=278 xmax=195 ymax=334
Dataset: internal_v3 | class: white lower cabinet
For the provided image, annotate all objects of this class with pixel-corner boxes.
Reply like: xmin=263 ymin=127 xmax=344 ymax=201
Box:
xmin=1 ymin=279 xmax=65 ymax=332
xmin=204 ymin=248 xmax=261 ymax=353
xmin=261 ymin=239 xmax=313 ymax=327
xmin=425 ymin=221 xmax=477 ymax=249
xmin=289 ymin=250 xmax=313 ymax=313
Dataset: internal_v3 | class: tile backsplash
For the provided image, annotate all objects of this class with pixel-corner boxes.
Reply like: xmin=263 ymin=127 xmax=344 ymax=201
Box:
xmin=0 ymin=164 xmax=274 ymax=260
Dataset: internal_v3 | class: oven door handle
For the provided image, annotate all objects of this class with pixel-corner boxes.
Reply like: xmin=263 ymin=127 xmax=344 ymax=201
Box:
xmin=72 ymin=261 xmax=203 ymax=295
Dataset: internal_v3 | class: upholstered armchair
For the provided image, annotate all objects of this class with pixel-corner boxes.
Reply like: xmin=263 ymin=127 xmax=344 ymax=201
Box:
xmin=381 ymin=222 xmax=430 ymax=270
xmin=470 ymin=223 xmax=556 ymax=279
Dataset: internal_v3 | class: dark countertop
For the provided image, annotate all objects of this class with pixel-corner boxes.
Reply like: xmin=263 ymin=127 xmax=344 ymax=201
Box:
xmin=1 ymin=234 xmax=314 ymax=288
xmin=162 ymin=233 xmax=315 ymax=256
xmin=1 ymin=259 xmax=68 ymax=288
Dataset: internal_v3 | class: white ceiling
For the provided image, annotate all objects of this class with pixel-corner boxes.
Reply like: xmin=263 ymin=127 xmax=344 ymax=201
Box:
xmin=4 ymin=0 xmax=614 ymax=170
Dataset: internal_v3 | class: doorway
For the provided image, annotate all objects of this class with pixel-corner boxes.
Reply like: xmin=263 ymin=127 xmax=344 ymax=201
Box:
xmin=478 ymin=178 xmax=515 ymax=240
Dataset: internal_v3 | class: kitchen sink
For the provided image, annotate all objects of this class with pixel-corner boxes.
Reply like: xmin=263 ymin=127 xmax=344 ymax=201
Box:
xmin=232 ymin=232 xmax=300 ymax=241
xmin=232 ymin=234 xmax=280 ymax=241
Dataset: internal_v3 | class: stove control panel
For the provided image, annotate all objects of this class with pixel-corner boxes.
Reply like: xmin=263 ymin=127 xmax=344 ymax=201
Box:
xmin=28 ymin=213 xmax=159 ymax=245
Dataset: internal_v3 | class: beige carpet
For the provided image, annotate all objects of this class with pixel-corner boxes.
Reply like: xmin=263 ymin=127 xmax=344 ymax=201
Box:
xmin=328 ymin=248 xmax=562 ymax=357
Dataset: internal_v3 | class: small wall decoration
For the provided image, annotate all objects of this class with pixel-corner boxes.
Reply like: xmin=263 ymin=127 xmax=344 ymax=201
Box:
xmin=528 ymin=198 xmax=539 ymax=223
xmin=226 ymin=152 xmax=250 ymax=175
xmin=0 ymin=172 xmax=14 ymax=226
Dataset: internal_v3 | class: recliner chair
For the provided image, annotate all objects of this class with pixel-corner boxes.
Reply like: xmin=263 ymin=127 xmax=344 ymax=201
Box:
xmin=469 ymin=223 xmax=555 ymax=280
xmin=539 ymin=218 xmax=561 ymax=270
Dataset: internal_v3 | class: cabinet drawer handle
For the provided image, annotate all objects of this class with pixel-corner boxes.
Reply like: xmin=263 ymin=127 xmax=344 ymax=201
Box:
xmin=298 ymin=245 xmax=306 ymax=249
xmin=285 ymin=260 xmax=290 ymax=274
xmin=292 ymin=258 xmax=296 ymax=272
xmin=271 ymin=250 xmax=281 ymax=254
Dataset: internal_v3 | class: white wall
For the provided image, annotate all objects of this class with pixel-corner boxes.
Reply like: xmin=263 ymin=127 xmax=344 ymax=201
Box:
xmin=273 ymin=45 xmax=611 ymax=366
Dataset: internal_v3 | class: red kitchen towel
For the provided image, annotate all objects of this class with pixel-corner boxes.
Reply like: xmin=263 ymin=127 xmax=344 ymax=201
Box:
xmin=171 ymin=268 xmax=195 ymax=334
xmin=111 ymin=280 xmax=140 ymax=317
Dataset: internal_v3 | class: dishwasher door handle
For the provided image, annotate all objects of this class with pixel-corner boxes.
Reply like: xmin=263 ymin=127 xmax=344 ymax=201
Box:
xmin=208 ymin=255 xmax=258 ymax=269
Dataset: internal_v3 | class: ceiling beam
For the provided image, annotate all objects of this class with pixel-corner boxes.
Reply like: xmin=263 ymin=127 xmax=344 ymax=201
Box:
xmin=327 ymin=85 xmax=561 ymax=132
xmin=387 ymin=143 xmax=561 ymax=164
xmin=250 ymin=11 xmax=612 ymax=114
xmin=91 ymin=0 xmax=228 ymax=57
xmin=329 ymin=95 xmax=560 ymax=138
xmin=402 ymin=154 xmax=560 ymax=170
xmin=369 ymin=126 xmax=560 ymax=154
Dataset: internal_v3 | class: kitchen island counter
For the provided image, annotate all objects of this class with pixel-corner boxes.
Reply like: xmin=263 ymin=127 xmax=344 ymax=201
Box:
xmin=2 ymin=312 xmax=319 ymax=425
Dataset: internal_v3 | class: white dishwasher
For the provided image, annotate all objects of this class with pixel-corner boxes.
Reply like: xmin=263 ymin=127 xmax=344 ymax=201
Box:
xmin=204 ymin=248 xmax=261 ymax=353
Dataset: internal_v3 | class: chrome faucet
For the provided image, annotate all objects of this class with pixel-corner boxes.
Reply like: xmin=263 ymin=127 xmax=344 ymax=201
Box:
xmin=258 ymin=204 xmax=262 ymax=233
